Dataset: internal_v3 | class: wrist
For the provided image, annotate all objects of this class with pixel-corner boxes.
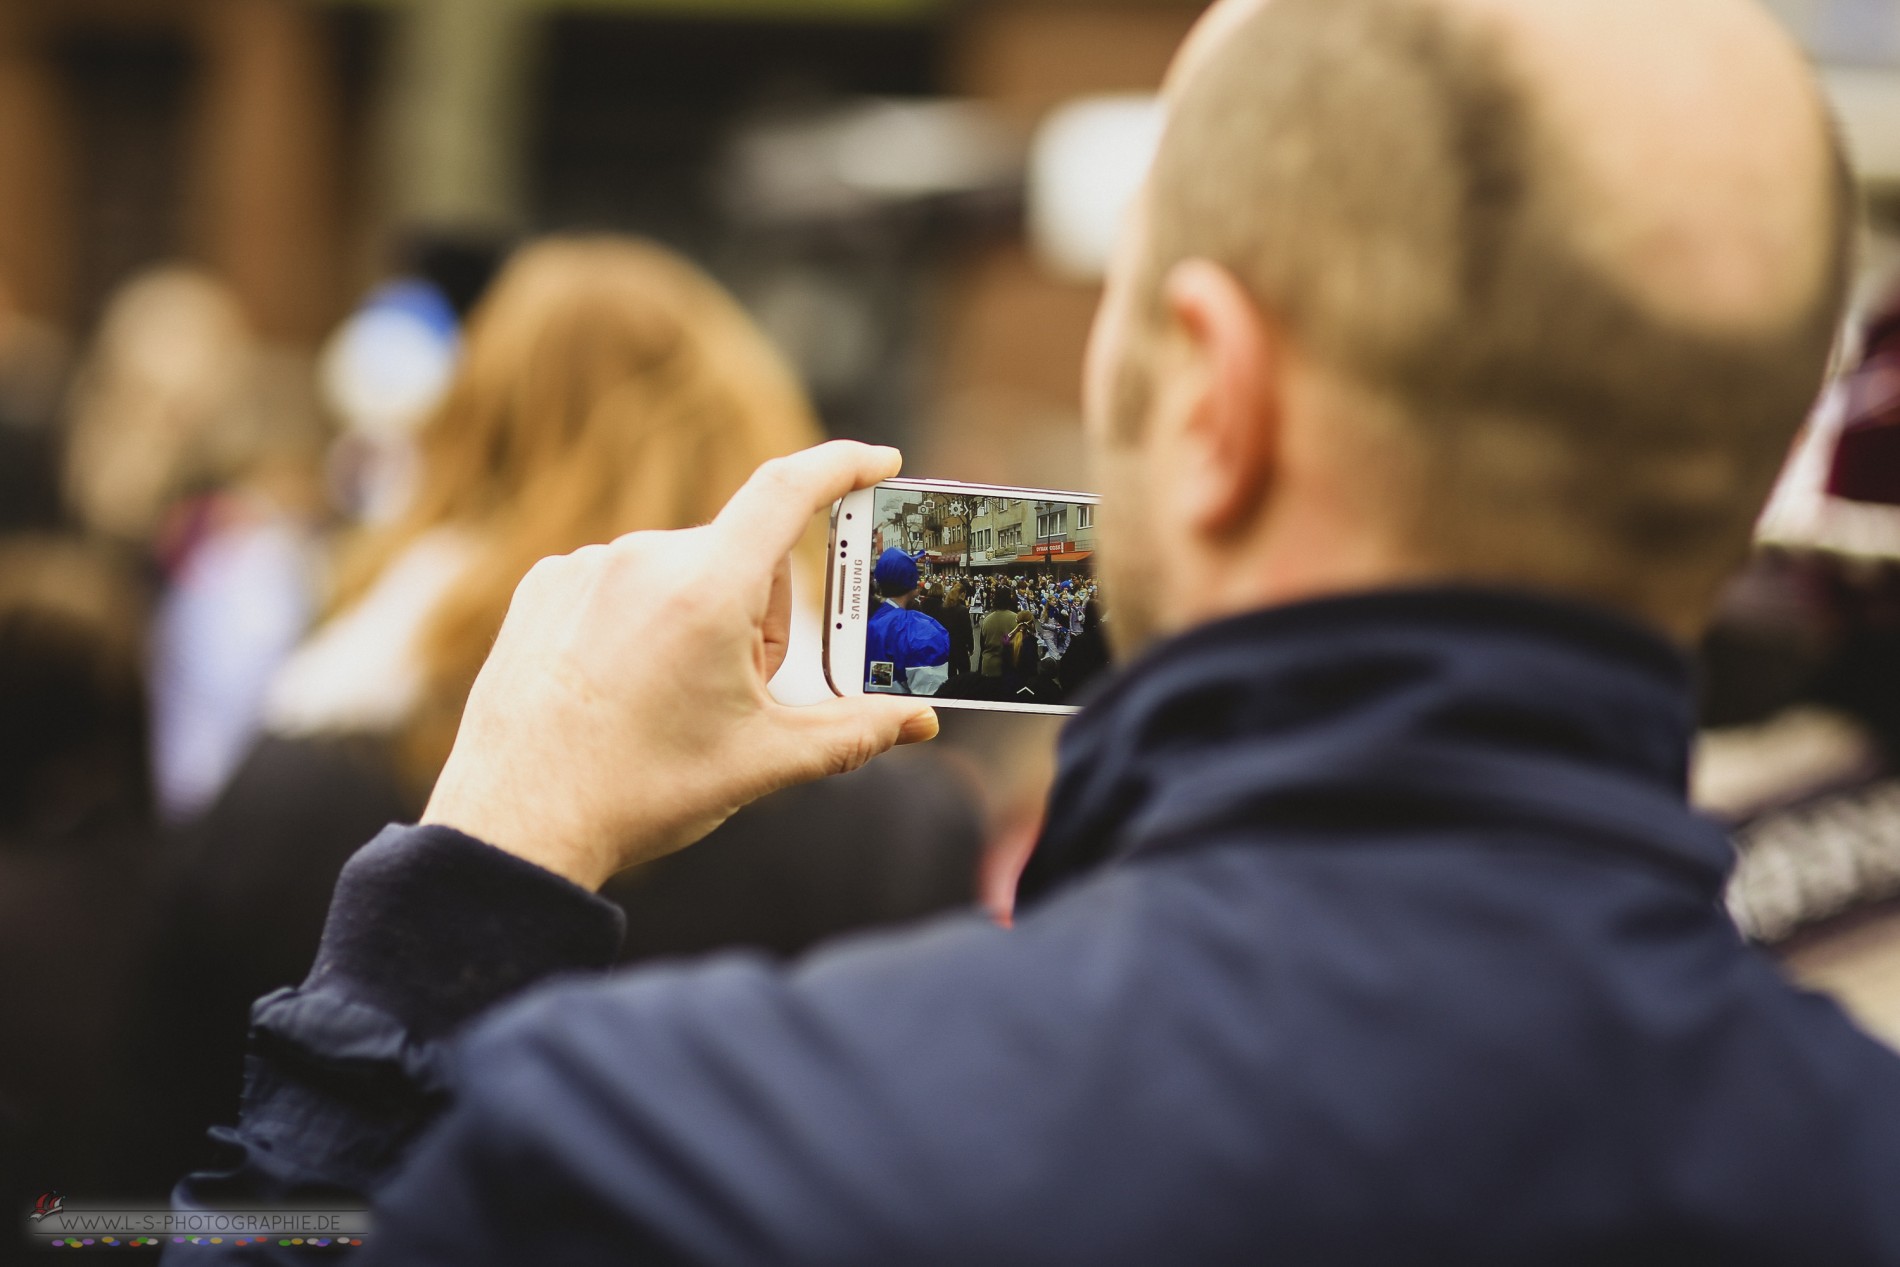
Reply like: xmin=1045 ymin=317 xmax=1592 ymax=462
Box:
xmin=422 ymin=764 xmax=616 ymax=892
xmin=306 ymin=823 xmax=626 ymax=1038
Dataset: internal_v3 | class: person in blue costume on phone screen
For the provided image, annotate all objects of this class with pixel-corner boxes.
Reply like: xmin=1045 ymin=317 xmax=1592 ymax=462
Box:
xmin=865 ymin=548 xmax=950 ymax=696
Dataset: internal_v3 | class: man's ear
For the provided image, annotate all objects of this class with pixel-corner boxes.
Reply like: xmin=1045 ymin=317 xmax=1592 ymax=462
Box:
xmin=1161 ymin=259 xmax=1280 ymax=538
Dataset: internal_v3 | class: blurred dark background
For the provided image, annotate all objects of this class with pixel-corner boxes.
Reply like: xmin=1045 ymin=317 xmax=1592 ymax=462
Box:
xmin=0 ymin=0 xmax=1223 ymax=482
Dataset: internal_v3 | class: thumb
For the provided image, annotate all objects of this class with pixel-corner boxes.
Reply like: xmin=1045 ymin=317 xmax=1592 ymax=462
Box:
xmin=773 ymin=695 xmax=940 ymax=782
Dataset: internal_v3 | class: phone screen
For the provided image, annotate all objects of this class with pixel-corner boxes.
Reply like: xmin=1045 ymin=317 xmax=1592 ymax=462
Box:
xmin=857 ymin=485 xmax=1108 ymax=708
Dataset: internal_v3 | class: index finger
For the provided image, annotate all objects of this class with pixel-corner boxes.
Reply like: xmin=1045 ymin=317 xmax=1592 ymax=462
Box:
xmin=713 ymin=441 xmax=903 ymax=581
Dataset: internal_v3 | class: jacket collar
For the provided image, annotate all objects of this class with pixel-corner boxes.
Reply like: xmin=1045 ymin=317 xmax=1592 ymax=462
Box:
xmin=1020 ymin=586 xmax=1731 ymax=903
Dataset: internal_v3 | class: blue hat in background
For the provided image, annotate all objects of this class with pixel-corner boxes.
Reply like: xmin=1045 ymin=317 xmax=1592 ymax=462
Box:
xmin=320 ymin=279 xmax=461 ymax=441
xmin=875 ymin=547 xmax=920 ymax=595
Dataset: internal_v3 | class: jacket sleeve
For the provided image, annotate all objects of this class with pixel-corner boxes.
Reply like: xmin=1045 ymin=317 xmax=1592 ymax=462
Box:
xmin=163 ymin=824 xmax=624 ymax=1261
xmin=340 ymin=910 xmax=1032 ymax=1267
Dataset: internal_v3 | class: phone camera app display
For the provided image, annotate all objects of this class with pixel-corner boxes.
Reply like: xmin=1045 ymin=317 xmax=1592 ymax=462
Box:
xmin=862 ymin=488 xmax=1108 ymax=706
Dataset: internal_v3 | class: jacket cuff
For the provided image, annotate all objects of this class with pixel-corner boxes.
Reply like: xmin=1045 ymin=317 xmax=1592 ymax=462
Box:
xmin=302 ymin=823 xmax=626 ymax=1039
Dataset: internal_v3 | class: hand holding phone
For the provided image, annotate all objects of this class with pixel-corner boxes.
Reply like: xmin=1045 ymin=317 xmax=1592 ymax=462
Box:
xmin=422 ymin=444 xmax=940 ymax=890
xmin=825 ymin=478 xmax=1108 ymax=715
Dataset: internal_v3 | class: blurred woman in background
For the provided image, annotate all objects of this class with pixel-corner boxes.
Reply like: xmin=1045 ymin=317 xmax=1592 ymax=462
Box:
xmin=263 ymin=235 xmax=832 ymax=787
xmin=63 ymin=266 xmax=330 ymax=823
xmin=63 ymin=271 xmax=261 ymax=549
xmin=158 ymin=237 xmax=980 ymax=1175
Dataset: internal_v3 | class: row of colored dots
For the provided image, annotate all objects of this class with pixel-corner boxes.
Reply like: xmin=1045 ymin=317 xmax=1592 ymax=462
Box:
xmin=47 ymin=1235 xmax=366 ymax=1248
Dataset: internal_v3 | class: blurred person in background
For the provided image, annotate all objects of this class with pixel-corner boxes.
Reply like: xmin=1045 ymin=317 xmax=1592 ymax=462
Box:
xmin=1702 ymin=289 xmax=1900 ymax=954
xmin=0 ymin=277 xmax=71 ymax=533
xmin=315 ymin=230 xmax=507 ymax=527
xmin=62 ymin=266 xmax=330 ymax=824
xmin=317 ymin=278 xmax=463 ymax=527
xmin=157 ymin=235 xmax=979 ymax=1178
xmin=62 ymin=268 xmax=257 ymax=550
xmin=0 ymin=538 xmax=158 ymax=1240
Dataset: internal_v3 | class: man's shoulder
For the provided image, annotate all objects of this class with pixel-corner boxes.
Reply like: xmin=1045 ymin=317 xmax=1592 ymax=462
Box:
xmin=448 ymin=865 xmax=1196 ymax=1152
xmin=426 ymin=867 xmax=1260 ymax=1259
xmin=897 ymin=606 xmax=950 ymax=652
xmin=418 ymin=842 xmax=1900 ymax=1263
xmin=462 ymin=891 xmax=1131 ymax=1073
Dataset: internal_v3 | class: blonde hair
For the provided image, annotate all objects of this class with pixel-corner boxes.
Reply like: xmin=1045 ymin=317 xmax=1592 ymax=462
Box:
xmin=64 ymin=267 xmax=329 ymax=543
xmin=333 ymin=236 xmax=825 ymax=786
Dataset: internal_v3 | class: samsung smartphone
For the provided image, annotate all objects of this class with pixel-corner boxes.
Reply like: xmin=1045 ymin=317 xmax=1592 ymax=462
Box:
xmin=824 ymin=478 xmax=1107 ymax=715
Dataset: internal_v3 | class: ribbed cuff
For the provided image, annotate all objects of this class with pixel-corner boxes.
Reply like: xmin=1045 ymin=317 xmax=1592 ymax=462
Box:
xmin=303 ymin=823 xmax=626 ymax=1039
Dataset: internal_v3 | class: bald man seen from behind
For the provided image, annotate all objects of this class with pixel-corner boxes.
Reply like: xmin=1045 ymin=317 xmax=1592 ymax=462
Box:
xmin=168 ymin=1 xmax=1900 ymax=1264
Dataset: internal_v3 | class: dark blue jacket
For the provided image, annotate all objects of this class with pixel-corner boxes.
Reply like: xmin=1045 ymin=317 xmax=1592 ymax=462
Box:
xmin=169 ymin=590 xmax=1900 ymax=1264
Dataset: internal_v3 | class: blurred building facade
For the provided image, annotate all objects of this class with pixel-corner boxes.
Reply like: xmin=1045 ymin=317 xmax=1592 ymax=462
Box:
xmin=0 ymin=0 xmax=350 ymax=341
xmin=0 ymin=0 xmax=1204 ymax=488
xmin=10 ymin=0 xmax=1900 ymax=489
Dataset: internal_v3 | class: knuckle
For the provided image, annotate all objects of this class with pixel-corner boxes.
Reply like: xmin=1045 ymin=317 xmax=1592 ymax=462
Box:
xmin=754 ymin=455 xmax=805 ymax=495
xmin=830 ymin=724 xmax=883 ymax=775
xmin=599 ymin=536 xmax=647 ymax=576
xmin=518 ymin=553 xmax=566 ymax=593
xmin=668 ymin=583 xmax=719 ymax=625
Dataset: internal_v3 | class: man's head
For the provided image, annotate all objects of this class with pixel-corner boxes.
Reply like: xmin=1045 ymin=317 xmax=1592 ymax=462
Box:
xmin=1085 ymin=0 xmax=1854 ymax=653
xmin=875 ymin=548 xmax=921 ymax=604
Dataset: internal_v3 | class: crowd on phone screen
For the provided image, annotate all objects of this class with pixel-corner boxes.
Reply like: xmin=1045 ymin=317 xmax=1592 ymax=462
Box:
xmin=865 ymin=551 xmax=1109 ymax=704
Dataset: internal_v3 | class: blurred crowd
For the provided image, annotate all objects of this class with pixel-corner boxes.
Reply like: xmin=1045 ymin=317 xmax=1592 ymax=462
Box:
xmin=0 ymin=235 xmax=994 ymax=1223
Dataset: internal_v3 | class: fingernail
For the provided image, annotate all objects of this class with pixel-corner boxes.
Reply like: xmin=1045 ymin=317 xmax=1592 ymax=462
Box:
xmin=898 ymin=709 xmax=939 ymax=744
